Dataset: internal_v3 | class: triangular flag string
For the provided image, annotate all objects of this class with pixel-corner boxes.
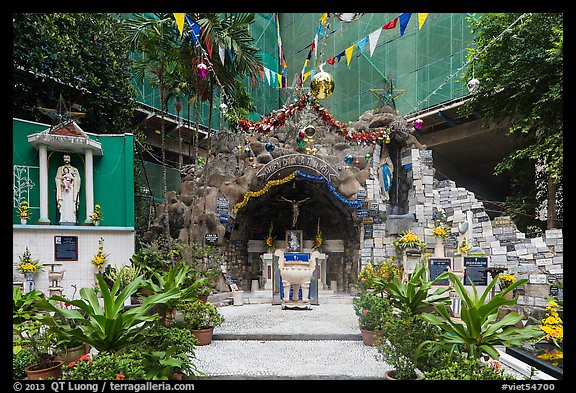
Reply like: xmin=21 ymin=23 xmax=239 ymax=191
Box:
xmin=345 ymin=44 xmax=356 ymax=66
xmin=399 ymin=13 xmax=412 ymax=36
xmin=368 ymin=28 xmax=382 ymax=57
xmin=173 ymin=13 xmax=185 ymax=36
xmin=417 ymin=13 xmax=429 ymax=29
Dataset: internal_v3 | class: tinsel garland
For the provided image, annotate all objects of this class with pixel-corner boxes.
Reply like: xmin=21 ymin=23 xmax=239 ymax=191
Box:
xmin=232 ymin=172 xmax=297 ymax=213
xmin=233 ymin=169 xmax=361 ymax=214
xmin=237 ymin=93 xmax=390 ymax=145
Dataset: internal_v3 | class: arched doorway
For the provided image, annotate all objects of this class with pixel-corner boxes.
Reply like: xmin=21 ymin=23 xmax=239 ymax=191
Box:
xmin=233 ymin=170 xmax=361 ymax=294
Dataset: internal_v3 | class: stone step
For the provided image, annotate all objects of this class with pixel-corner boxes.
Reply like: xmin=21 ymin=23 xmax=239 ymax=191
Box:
xmin=213 ymin=333 xmax=361 ymax=341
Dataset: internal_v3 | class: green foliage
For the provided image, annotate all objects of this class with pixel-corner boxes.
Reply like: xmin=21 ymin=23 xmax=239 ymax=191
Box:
xmin=12 ymin=13 xmax=136 ymax=133
xmin=13 ymin=286 xmax=58 ymax=370
xmin=61 ymin=350 xmax=146 ymax=380
xmin=422 ymin=353 xmax=516 ymax=380
xmin=13 ymin=348 xmax=35 ymax=380
xmin=140 ymin=323 xmax=198 ymax=355
xmin=179 ymin=300 xmax=224 ymax=330
xmin=352 ymin=292 xmax=392 ymax=331
xmin=463 ymin=13 xmax=563 ymax=230
xmin=130 ymin=236 xmax=186 ymax=277
xmin=141 ymin=347 xmax=204 ymax=380
xmin=372 ymin=260 xmax=451 ymax=315
xmin=418 ymin=272 xmax=544 ymax=360
xmin=39 ymin=273 xmax=181 ymax=352
xmin=143 ymin=262 xmax=208 ymax=326
xmin=376 ymin=310 xmax=442 ymax=380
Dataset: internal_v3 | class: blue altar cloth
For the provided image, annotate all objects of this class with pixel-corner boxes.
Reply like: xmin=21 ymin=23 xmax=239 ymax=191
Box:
xmin=284 ymin=253 xmax=310 ymax=262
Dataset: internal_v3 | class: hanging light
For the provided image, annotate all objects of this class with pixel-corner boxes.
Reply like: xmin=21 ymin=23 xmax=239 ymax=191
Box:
xmin=197 ymin=62 xmax=209 ymax=78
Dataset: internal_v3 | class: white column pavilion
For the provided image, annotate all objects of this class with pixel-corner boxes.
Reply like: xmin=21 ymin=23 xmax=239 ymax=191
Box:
xmin=27 ymin=120 xmax=103 ymax=224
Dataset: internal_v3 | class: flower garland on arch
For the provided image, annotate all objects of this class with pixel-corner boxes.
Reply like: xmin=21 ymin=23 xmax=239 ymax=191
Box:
xmin=236 ymin=92 xmax=390 ymax=145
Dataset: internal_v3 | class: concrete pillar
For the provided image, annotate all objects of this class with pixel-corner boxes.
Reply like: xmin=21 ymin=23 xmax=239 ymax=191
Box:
xmin=84 ymin=149 xmax=94 ymax=224
xmin=37 ymin=144 xmax=50 ymax=223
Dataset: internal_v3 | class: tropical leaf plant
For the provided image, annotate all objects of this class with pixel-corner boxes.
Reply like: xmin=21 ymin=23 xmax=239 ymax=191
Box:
xmin=418 ymin=272 xmax=544 ymax=360
xmin=142 ymin=262 xmax=208 ymax=327
xmin=372 ymin=260 xmax=452 ymax=314
xmin=39 ymin=273 xmax=181 ymax=352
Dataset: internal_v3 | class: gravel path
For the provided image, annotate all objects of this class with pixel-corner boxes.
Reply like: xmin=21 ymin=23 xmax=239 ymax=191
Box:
xmin=192 ymin=300 xmax=391 ymax=379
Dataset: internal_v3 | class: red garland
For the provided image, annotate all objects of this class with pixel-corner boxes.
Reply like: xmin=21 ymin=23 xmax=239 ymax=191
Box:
xmin=237 ymin=93 xmax=389 ymax=145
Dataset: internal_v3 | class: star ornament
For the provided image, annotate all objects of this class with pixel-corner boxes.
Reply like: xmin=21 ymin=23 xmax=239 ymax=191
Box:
xmin=369 ymin=79 xmax=406 ymax=111
xmin=37 ymin=94 xmax=85 ymax=127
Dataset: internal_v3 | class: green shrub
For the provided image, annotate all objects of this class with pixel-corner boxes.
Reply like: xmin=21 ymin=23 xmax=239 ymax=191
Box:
xmin=61 ymin=350 xmax=146 ymax=380
xmin=13 ymin=348 xmax=35 ymax=380
xmin=353 ymin=292 xmax=392 ymax=331
xmin=141 ymin=323 xmax=198 ymax=354
xmin=423 ymin=353 xmax=517 ymax=380
xmin=376 ymin=309 xmax=442 ymax=380
xmin=179 ymin=300 xmax=224 ymax=330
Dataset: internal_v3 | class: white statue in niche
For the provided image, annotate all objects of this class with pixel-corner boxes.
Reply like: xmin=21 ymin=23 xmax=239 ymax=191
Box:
xmin=55 ymin=154 xmax=81 ymax=224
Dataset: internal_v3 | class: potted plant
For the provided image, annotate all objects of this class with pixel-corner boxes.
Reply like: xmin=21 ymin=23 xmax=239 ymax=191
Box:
xmin=352 ymin=291 xmax=391 ymax=345
xmin=142 ymin=262 xmax=208 ymax=327
xmin=90 ymin=204 xmax=103 ymax=225
xmin=372 ymin=262 xmax=451 ymax=379
xmin=179 ymin=299 xmax=224 ymax=345
xmin=393 ymin=230 xmax=426 ymax=278
xmin=264 ymin=222 xmax=276 ymax=252
xmin=17 ymin=199 xmax=32 ymax=224
xmin=498 ymin=273 xmax=516 ymax=300
xmin=17 ymin=247 xmax=44 ymax=287
xmin=91 ymin=237 xmax=110 ymax=272
xmin=13 ymin=287 xmax=62 ymax=380
xmin=418 ymin=271 xmax=543 ymax=361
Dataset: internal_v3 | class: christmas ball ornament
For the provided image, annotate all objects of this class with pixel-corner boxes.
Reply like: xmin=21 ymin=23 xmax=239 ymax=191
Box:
xmin=296 ymin=137 xmax=306 ymax=146
xmin=354 ymin=159 xmax=360 ymax=166
xmin=334 ymin=13 xmax=364 ymax=23
xmin=237 ymin=145 xmax=243 ymax=151
xmin=344 ymin=154 xmax=354 ymax=165
xmin=265 ymin=141 xmax=275 ymax=152
xmin=467 ymin=78 xmax=480 ymax=94
xmin=414 ymin=118 xmax=424 ymax=129
xmin=337 ymin=167 xmax=342 ymax=172
xmin=248 ymin=156 xmax=254 ymax=163
xmin=310 ymin=71 xmax=335 ymax=99
xmin=244 ymin=146 xmax=252 ymax=155
xmin=219 ymin=103 xmax=228 ymax=113
xmin=365 ymin=153 xmax=372 ymax=161
xmin=303 ymin=124 xmax=316 ymax=138
xmin=385 ymin=137 xmax=391 ymax=144
xmin=196 ymin=63 xmax=209 ymax=78
xmin=298 ymin=129 xmax=306 ymax=140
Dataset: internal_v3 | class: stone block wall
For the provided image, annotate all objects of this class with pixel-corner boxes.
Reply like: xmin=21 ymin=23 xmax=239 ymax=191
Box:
xmin=359 ymin=147 xmax=563 ymax=315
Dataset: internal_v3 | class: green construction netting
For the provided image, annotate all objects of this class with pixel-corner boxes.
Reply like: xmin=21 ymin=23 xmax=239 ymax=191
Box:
xmin=141 ymin=160 xmax=182 ymax=203
xmin=130 ymin=13 xmax=477 ymax=128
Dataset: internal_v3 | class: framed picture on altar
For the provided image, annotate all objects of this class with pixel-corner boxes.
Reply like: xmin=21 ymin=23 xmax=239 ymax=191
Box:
xmin=286 ymin=230 xmax=303 ymax=252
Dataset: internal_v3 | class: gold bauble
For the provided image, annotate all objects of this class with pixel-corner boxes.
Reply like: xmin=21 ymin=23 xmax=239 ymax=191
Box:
xmin=310 ymin=71 xmax=335 ymax=99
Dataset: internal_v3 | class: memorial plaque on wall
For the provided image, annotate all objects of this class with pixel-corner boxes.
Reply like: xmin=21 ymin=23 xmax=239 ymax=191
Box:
xmin=54 ymin=236 xmax=78 ymax=261
xmin=216 ymin=197 xmax=230 ymax=214
xmin=205 ymin=233 xmax=218 ymax=244
xmin=428 ymin=258 xmax=451 ymax=285
xmin=463 ymin=256 xmax=488 ymax=286
xmin=364 ymin=224 xmax=373 ymax=239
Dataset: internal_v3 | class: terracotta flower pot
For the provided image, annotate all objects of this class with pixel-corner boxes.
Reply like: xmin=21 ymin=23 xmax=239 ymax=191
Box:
xmin=360 ymin=328 xmax=378 ymax=346
xmin=24 ymin=360 xmax=64 ymax=380
xmin=191 ymin=327 xmax=214 ymax=346
xmin=57 ymin=343 xmax=89 ymax=364
xmin=384 ymin=369 xmax=421 ymax=380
